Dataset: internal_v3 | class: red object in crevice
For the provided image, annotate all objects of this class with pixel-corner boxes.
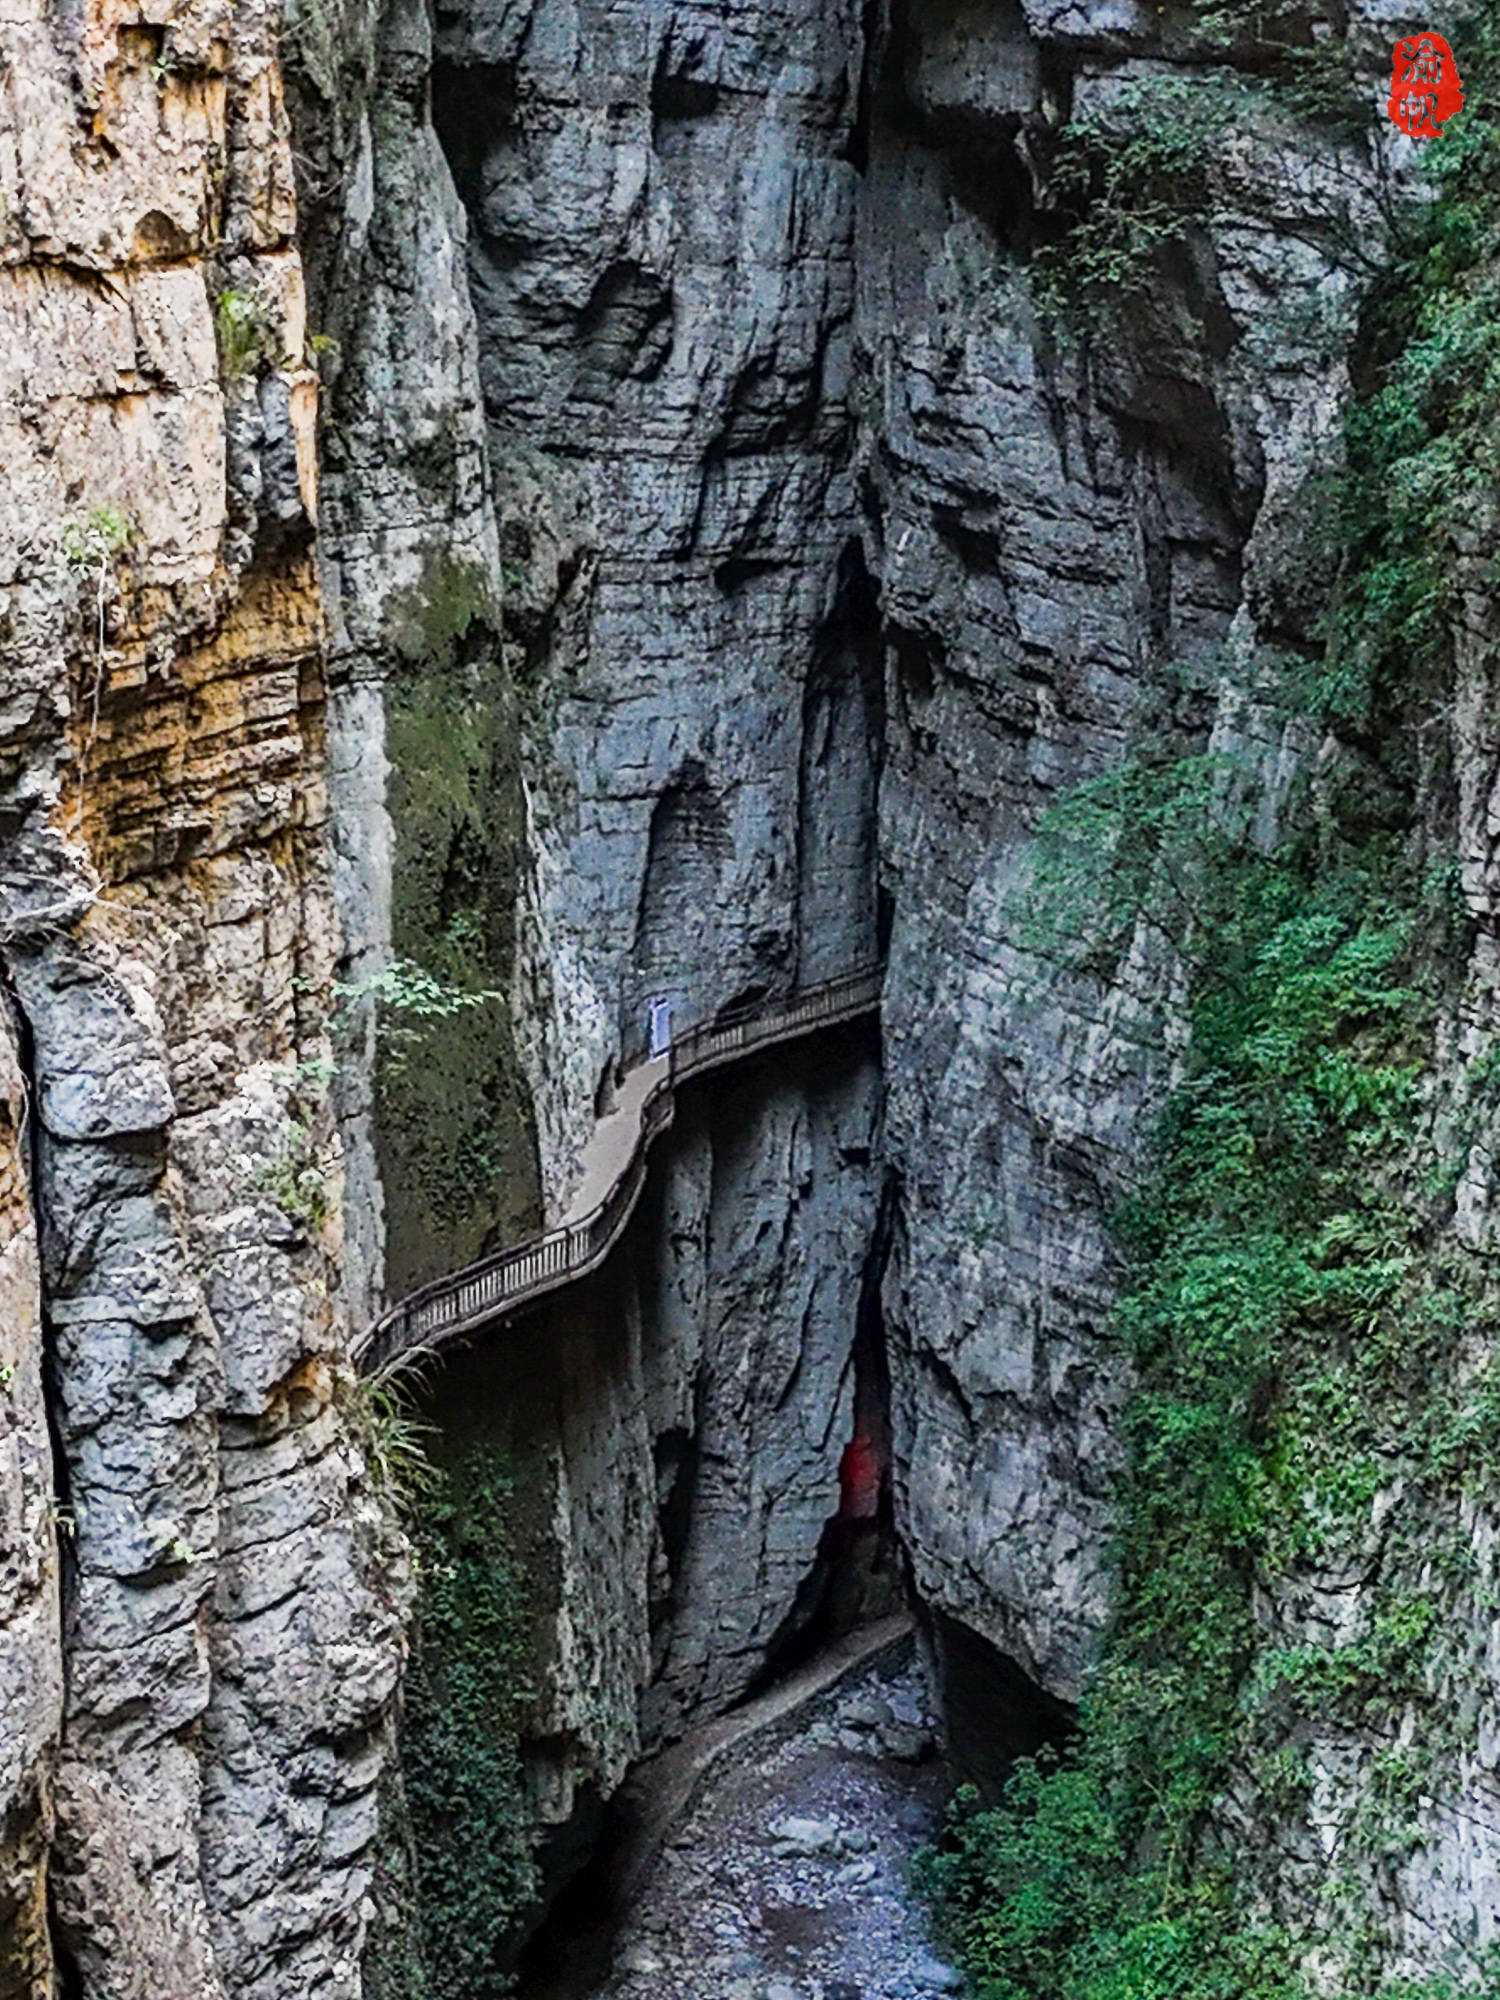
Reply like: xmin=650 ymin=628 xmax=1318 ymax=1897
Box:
xmin=838 ymin=1431 xmax=883 ymax=1523
xmin=1387 ymin=32 xmax=1464 ymax=139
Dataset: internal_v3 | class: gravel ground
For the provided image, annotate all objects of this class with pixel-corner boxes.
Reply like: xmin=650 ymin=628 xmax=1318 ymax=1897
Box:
xmin=586 ymin=1651 xmax=965 ymax=2000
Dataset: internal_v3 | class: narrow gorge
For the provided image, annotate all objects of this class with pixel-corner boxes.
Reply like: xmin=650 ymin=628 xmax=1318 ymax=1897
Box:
xmin=3 ymin=0 xmax=1500 ymax=1996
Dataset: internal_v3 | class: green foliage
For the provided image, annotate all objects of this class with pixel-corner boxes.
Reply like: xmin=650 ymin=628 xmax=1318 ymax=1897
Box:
xmin=214 ymin=284 xmax=270 ymax=382
xmin=337 ymin=934 xmax=530 ymax=1261
xmin=1189 ymin=0 xmax=1373 ymax=132
xmin=378 ymin=1453 xmax=538 ymax=1999
xmin=252 ymin=1119 xmax=330 ymax=1232
xmin=1034 ymin=75 xmax=1244 ymax=325
xmin=342 ymin=952 xmax=503 ymax=1017
xmin=1323 ymin=10 xmax=1500 ymax=736
xmin=376 ymin=561 xmax=541 ymax=1289
xmin=920 ymin=782 xmax=1496 ymax=1991
xmin=920 ymin=41 xmax=1500 ymax=1980
xmin=1033 ymin=7 xmax=1384 ymax=328
xmin=334 ymin=954 xmax=504 ymax=1076
xmin=916 ymin=1770 xmax=1301 ymax=2000
xmin=62 ymin=505 xmax=135 ymax=572
xmin=338 ymin=1367 xmax=440 ymax=1519
xmin=1013 ymin=747 xmax=1258 ymax=979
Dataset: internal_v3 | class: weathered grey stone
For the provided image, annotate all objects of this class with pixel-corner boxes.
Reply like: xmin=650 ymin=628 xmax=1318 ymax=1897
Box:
xmin=10 ymin=946 xmax=176 ymax=1141
xmin=877 ymin=1722 xmax=934 ymax=1764
xmin=908 ymin=1953 xmax=962 ymax=1994
xmin=903 ymin=0 xmax=1042 ymax=131
xmin=349 ymin=0 xmax=1500 ymax=1977
xmin=0 ymin=0 xmax=405 ymax=1989
xmin=429 ymin=0 xmax=875 ymax=1204
xmin=0 ymin=997 xmax=61 ymax=1997
xmin=768 ymin=1815 xmax=842 ymax=1858
xmin=0 ymin=826 xmax=99 ymax=943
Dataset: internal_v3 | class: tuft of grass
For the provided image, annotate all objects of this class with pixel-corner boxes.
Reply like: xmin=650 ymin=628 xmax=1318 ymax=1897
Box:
xmin=214 ymin=284 xmax=270 ymax=382
xmin=62 ymin=505 xmax=134 ymax=572
xmin=252 ymin=1120 xmax=331 ymax=1234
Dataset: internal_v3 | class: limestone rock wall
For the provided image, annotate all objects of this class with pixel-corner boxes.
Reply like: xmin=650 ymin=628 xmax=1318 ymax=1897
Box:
xmin=857 ymin=0 xmax=1390 ymax=1700
xmin=285 ymin=0 xmax=543 ymax=1309
xmin=429 ymin=1031 xmax=882 ymax=1848
xmin=6 ymin=0 xmax=1498 ymax=1985
xmin=427 ymin=0 xmax=878 ymax=1207
xmin=0 ymin=0 xmax=403 ymax=1990
xmin=855 ymin=0 xmax=1500 ymax=1969
xmin=0 ymin=1000 xmax=60 ymax=1996
xmin=388 ymin=0 xmax=1500 ymax=1973
xmin=283 ymin=0 xmax=893 ymax=1911
xmin=385 ymin=0 xmax=896 ymax=1871
xmin=628 ymin=1038 xmax=883 ymax=1746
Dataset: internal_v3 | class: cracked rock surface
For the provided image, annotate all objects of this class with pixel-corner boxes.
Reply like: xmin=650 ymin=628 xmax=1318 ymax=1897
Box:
xmin=0 ymin=0 xmax=405 ymax=1990
xmin=7 ymin=0 xmax=1500 ymax=1985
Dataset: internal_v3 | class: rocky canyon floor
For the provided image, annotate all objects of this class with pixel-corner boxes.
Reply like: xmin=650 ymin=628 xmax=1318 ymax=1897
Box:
xmin=523 ymin=1637 xmax=963 ymax=2000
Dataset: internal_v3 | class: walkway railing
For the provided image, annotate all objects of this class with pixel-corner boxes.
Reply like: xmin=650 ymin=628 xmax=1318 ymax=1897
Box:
xmin=356 ymin=962 xmax=883 ymax=1374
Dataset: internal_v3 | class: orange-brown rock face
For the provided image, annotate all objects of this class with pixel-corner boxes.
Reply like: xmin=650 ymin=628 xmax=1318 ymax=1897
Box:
xmin=0 ymin=1 xmax=405 ymax=1994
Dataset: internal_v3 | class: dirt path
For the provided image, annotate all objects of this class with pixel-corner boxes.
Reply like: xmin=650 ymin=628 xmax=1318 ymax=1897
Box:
xmin=528 ymin=1633 xmax=966 ymax=2000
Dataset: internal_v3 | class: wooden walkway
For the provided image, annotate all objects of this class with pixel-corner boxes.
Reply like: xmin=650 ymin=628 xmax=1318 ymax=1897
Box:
xmin=356 ymin=962 xmax=883 ymax=1374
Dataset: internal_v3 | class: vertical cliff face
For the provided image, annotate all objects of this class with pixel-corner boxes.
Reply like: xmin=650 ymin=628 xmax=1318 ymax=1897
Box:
xmin=284 ymin=0 xmax=545 ymax=1311
xmin=281 ymin=0 xmax=895 ymax=1935
xmin=633 ymin=1045 xmax=884 ymax=1733
xmin=373 ymin=0 xmax=1500 ymax=1977
xmin=856 ymin=0 xmax=1381 ymax=1700
xmin=6 ymin=0 xmax=1500 ymax=1986
xmin=0 ymin=0 xmax=403 ymax=1989
xmin=290 ymin=0 xmax=1500 ymax=1979
xmin=429 ymin=0 xmax=879 ymax=1208
xmin=401 ymin=0 xmax=898 ymax=1882
xmin=424 ymin=1033 xmax=882 ymax=1872
xmin=853 ymin=0 xmax=1500 ymax=1975
xmin=0 ymin=1002 xmax=57 ymax=1995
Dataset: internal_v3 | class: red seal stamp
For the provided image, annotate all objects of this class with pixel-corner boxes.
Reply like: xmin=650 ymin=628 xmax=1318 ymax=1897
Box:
xmin=1387 ymin=31 xmax=1464 ymax=139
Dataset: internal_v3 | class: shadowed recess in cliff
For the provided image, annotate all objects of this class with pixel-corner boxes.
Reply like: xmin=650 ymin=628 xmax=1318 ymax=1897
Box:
xmin=430 ymin=58 xmax=518 ymax=213
xmin=877 ymin=0 xmax=1068 ymax=260
xmin=926 ymin=1606 xmax=1075 ymax=1803
xmin=570 ymin=261 xmax=675 ymax=401
xmin=649 ymin=59 xmax=723 ymax=153
xmin=744 ymin=1171 xmax=903 ymax=1700
xmin=622 ymin=761 xmax=736 ymax=1060
xmin=797 ymin=539 xmax=885 ymax=985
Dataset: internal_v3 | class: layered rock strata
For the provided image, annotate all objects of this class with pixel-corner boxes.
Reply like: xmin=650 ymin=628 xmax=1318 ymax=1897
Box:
xmin=0 ymin=0 xmax=403 ymax=1990
xmin=5 ymin=0 xmax=1499 ymax=1987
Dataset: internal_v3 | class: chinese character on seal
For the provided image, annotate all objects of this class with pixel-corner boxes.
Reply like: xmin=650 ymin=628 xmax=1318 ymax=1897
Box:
xmin=1387 ymin=31 xmax=1464 ymax=139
